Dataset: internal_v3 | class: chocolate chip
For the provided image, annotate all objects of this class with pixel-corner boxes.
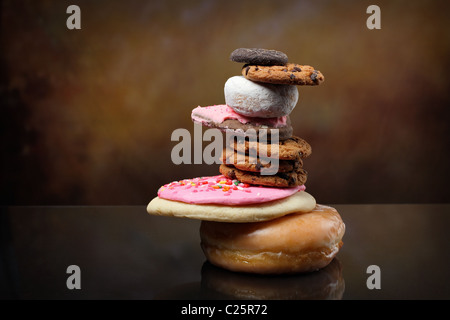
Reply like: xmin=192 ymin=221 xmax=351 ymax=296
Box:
xmin=290 ymin=73 xmax=296 ymax=79
xmin=292 ymin=66 xmax=302 ymax=72
xmin=245 ymin=66 xmax=250 ymax=75
xmin=278 ymin=172 xmax=289 ymax=180
xmin=282 ymin=68 xmax=288 ymax=72
xmin=254 ymin=66 xmax=259 ymax=71
xmin=310 ymin=70 xmax=318 ymax=82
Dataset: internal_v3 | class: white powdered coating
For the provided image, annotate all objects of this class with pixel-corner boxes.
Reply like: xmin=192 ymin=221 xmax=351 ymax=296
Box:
xmin=224 ymin=76 xmax=299 ymax=118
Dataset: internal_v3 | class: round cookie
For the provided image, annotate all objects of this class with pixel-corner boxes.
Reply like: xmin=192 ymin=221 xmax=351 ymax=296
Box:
xmin=220 ymin=164 xmax=307 ymax=188
xmin=230 ymin=48 xmax=288 ymax=66
xmin=200 ymin=204 xmax=345 ymax=274
xmin=192 ymin=105 xmax=293 ymax=140
xmin=224 ymin=76 xmax=298 ymax=118
xmin=243 ymin=63 xmax=324 ymax=85
xmin=221 ymin=148 xmax=302 ymax=173
xmin=147 ymin=189 xmax=317 ymax=223
xmin=218 ymin=119 xmax=293 ymax=141
xmin=230 ymin=135 xmax=312 ymax=161
xmin=156 ymin=175 xmax=305 ymax=206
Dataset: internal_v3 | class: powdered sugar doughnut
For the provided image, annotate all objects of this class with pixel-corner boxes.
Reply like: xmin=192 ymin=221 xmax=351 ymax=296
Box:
xmin=224 ymin=76 xmax=298 ymax=118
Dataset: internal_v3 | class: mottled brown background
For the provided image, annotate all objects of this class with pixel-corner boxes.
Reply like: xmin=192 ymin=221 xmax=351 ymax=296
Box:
xmin=1 ymin=0 xmax=449 ymax=205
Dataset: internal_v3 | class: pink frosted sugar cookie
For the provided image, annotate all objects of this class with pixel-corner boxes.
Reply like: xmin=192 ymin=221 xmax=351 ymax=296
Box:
xmin=191 ymin=104 xmax=287 ymax=128
xmin=191 ymin=105 xmax=293 ymax=140
xmin=147 ymin=175 xmax=316 ymax=222
xmin=157 ymin=175 xmax=304 ymax=205
xmin=148 ymin=175 xmax=316 ymax=222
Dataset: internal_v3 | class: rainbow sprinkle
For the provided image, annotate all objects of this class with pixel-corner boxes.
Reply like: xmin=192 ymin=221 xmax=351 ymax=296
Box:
xmin=157 ymin=175 xmax=252 ymax=196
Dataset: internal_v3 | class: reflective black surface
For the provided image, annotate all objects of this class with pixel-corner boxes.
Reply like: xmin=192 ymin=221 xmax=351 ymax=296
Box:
xmin=1 ymin=204 xmax=449 ymax=299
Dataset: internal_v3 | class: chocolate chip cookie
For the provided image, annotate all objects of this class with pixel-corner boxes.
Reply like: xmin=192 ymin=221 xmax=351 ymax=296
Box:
xmin=219 ymin=164 xmax=307 ymax=188
xmin=229 ymin=136 xmax=312 ymax=161
xmin=221 ymin=148 xmax=302 ymax=173
xmin=242 ymin=63 xmax=324 ymax=85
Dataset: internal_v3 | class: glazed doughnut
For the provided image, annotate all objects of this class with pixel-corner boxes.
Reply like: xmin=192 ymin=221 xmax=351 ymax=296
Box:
xmin=200 ymin=205 xmax=345 ymax=274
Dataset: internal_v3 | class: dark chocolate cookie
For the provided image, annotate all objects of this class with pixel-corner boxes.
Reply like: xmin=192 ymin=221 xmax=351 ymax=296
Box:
xmin=230 ymin=48 xmax=288 ymax=66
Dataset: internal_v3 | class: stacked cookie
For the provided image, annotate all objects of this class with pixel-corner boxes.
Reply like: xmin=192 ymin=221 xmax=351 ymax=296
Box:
xmin=220 ymin=136 xmax=311 ymax=187
xmin=219 ymin=48 xmax=324 ymax=188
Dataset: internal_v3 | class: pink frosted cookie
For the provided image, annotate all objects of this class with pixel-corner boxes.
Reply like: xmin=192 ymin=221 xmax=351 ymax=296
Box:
xmin=157 ymin=175 xmax=304 ymax=205
xmin=147 ymin=175 xmax=316 ymax=222
xmin=191 ymin=105 xmax=293 ymax=140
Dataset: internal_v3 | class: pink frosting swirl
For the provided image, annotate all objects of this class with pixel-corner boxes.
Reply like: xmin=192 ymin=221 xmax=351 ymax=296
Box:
xmin=191 ymin=105 xmax=287 ymax=128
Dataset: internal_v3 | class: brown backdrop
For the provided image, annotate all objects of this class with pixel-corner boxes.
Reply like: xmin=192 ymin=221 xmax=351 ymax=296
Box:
xmin=1 ymin=0 xmax=449 ymax=205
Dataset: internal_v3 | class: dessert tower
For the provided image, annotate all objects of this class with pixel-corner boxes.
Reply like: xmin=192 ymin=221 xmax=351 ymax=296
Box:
xmin=147 ymin=48 xmax=344 ymax=274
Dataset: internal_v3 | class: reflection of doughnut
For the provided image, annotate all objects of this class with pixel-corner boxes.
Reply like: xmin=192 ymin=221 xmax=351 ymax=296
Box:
xmin=201 ymin=259 xmax=345 ymax=300
xmin=200 ymin=205 xmax=345 ymax=274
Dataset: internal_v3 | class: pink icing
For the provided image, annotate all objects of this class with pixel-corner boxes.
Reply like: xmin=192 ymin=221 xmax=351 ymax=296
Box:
xmin=191 ymin=105 xmax=287 ymax=128
xmin=157 ymin=175 xmax=305 ymax=205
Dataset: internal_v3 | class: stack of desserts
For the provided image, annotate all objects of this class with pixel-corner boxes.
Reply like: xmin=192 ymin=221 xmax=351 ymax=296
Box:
xmin=147 ymin=48 xmax=345 ymax=274
xmin=221 ymin=48 xmax=323 ymax=188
